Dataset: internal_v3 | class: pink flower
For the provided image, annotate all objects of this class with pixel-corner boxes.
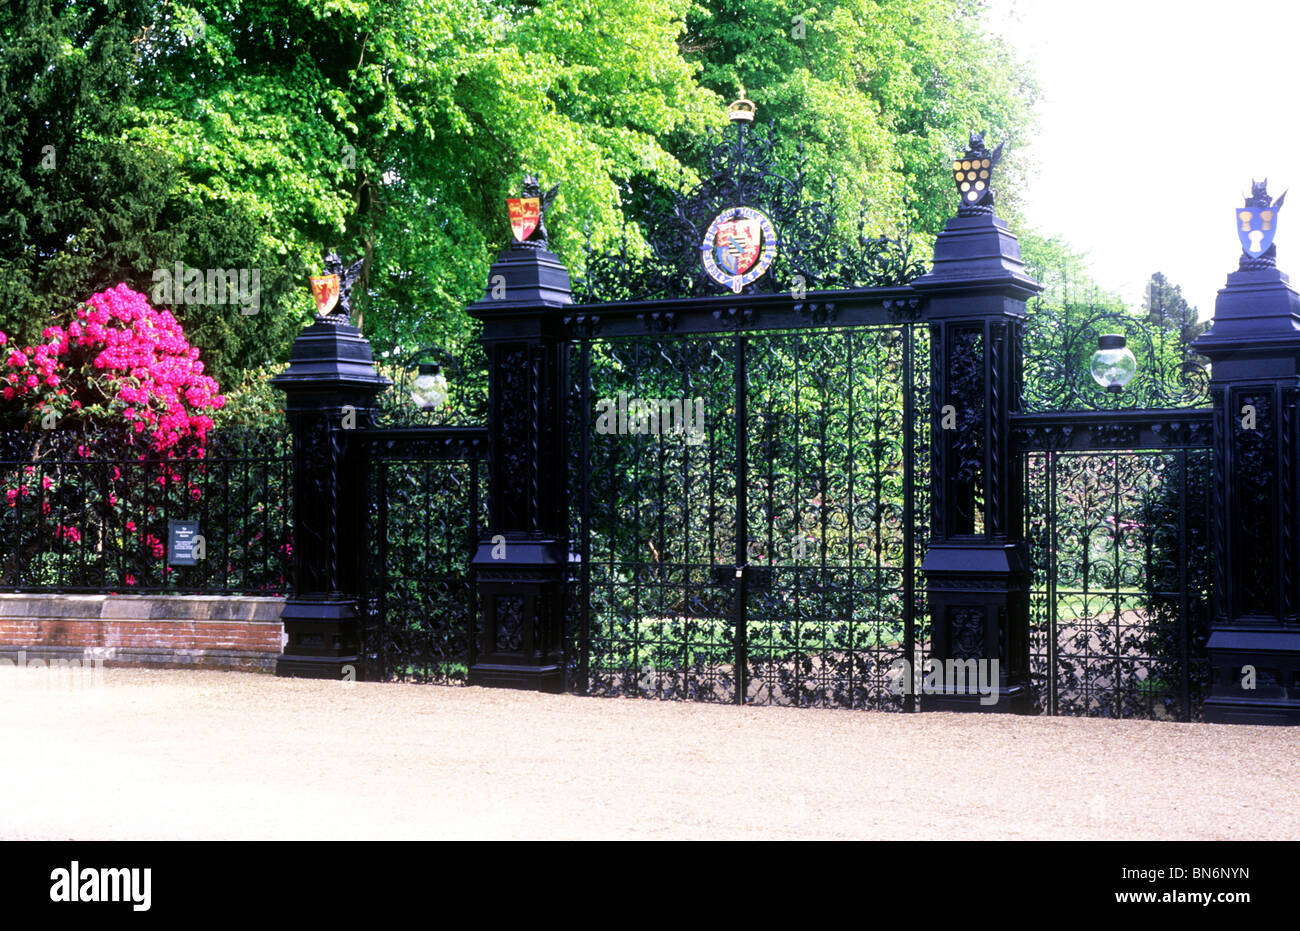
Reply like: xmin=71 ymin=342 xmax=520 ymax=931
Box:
xmin=4 ymin=284 xmax=221 ymax=457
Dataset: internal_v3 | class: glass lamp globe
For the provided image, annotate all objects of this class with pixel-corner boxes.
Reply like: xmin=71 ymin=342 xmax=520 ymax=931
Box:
xmin=410 ymin=363 xmax=449 ymax=410
xmin=1090 ymin=334 xmax=1137 ymax=393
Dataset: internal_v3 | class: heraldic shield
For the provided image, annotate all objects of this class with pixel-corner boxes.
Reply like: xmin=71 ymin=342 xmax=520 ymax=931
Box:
xmin=309 ymin=273 xmax=340 ymax=316
xmin=507 ymin=197 xmax=541 ymax=242
xmin=1238 ymin=206 xmax=1281 ymax=257
xmin=701 ymin=206 xmax=778 ymax=293
xmin=713 ymin=214 xmax=763 ymax=276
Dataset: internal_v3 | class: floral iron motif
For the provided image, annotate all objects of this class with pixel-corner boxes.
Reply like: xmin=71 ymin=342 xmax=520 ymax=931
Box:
xmin=573 ymin=104 xmax=926 ymax=302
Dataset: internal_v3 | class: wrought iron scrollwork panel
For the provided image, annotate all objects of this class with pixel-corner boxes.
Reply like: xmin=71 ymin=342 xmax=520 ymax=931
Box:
xmin=362 ymin=454 xmax=488 ymax=684
xmin=742 ymin=327 xmax=927 ymax=709
xmin=1023 ymin=448 xmax=1212 ymax=720
xmin=572 ymin=122 xmax=927 ymax=304
xmin=570 ymin=333 xmax=741 ymax=702
xmin=568 ymin=323 xmax=929 ymax=711
xmin=1020 ymin=301 xmax=1210 ymax=413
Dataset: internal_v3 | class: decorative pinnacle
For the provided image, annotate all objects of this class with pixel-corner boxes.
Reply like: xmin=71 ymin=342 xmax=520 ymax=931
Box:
xmin=952 ymin=132 xmax=1004 ymax=214
xmin=1237 ymin=179 xmax=1287 ymax=269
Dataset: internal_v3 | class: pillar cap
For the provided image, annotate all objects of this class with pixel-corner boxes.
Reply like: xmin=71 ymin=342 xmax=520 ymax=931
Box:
xmin=270 ymin=318 xmax=391 ymax=393
xmin=1192 ymin=263 xmax=1300 ymax=358
xmin=910 ymin=211 xmax=1041 ymax=299
xmin=467 ymin=243 xmax=573 ymax=316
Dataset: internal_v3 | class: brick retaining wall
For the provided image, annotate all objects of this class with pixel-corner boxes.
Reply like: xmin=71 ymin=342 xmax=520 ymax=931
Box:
xmin=0 ymin=594 xmax=285 ymax=672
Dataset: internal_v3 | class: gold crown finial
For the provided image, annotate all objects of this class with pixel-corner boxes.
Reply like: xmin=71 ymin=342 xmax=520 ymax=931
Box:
xmin=728 ymin=88 xmax=755 ymax=122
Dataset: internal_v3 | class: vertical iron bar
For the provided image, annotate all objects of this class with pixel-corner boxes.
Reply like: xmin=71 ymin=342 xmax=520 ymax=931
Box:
xmin=260 ymin=434 xmax=270 ymax=592
xmin=1047 ymin=450 xmax=1058 ymax=716
xmin=1178 ymin=449 xmax=1191 ymax=721
xmin=579 ymin=339 xmax=592 ymax=695
xmin=734 ymin=333 xmax=748 ymax=704
xmin=845 ymin=330 xmax=857 ymax=707
xmin=469 ymin=450 xmax=482 ymax=676
xmin=631 ymin=341 xmax=643 ymax=691
xmin=903 ymin=324 xmax=916 ymax=712
xmin=1112 ymin=451 xmax=1122 ymax=718
xmin=377 ymin=462 xmax=389 ymax=681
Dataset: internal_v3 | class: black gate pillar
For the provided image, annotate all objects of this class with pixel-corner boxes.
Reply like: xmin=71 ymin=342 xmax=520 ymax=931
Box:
xmin=271 ymin=312 xmax=390 ymax=678
xmin=910 ymin=139 xmax=1040 ymax=712
xmin=1192 ymin=202 xmax=1300 ymax=725
xmin=465 ymin=238 xmax=571 ymax=692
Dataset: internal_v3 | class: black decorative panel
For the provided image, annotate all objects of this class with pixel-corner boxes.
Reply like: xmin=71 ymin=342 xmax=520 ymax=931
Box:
xmin=943 ymin=324 xmax=986 ymax=536
xmin=949 ymin=607 xmax=985 ymax=660
xmin=1023 ymin=446 xmax=1212 ymax=720
xmin=1231 ymin=387 xmax=1277 ymax=618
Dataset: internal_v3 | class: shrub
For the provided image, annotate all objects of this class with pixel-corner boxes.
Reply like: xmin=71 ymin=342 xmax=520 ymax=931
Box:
xmin=0 ymin=284 xmax=235 ymax=590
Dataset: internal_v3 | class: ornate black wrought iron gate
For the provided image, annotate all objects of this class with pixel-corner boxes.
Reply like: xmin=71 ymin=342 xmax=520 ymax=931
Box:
xmin=567 ymin=306 xmax=930 ymax=709
xmin=358 ymin=427 xmax=488 ymax=683
xmin=1014 ymin=307 xmax=1215 ymax=720
xmin=272 ymin=109 xmax=1297 ymax=724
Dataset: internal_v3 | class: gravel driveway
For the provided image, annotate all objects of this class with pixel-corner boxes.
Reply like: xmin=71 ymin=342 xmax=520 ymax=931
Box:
xmin=1 ymin=667 xmax=1295 ymax=840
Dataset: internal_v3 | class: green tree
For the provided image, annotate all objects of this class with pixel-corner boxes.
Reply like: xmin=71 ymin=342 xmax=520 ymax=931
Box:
xmin=0 ymin=0 xmax=303 ymax=385
xmin=678 ymin=0 xmax=1038 ymax=239
xmin=1143 ymin=271 xmax=1206 ymax=344
xmin=3 ymin=0 xmax=1039 ymax=385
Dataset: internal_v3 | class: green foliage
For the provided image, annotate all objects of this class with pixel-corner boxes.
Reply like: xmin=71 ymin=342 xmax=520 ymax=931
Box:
xmin=681 ymin=0 xmax=1038 ymax=237
xmin=0 ymin=1 xmax=305 ymax=385
xmin=210 ymin=366 xmax=286 ymax=429
xmin=2 ymin=0 xmax=1037 ymax=387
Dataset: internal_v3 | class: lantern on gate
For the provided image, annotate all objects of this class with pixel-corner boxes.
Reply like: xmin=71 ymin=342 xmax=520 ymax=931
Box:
xmin=1090 ymin=334 xmax=1138 ymax=393
xmin=410 ymin=362 xmax=449 ymax=410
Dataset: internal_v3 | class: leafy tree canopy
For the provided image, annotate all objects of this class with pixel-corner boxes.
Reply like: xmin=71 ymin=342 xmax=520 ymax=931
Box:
xmin=2 ymin=0 xmax=1038 ymax=380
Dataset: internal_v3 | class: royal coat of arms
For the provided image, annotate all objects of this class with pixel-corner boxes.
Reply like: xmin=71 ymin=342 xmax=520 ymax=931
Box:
xmin=701 ymin=206 xmax=778 ymax=293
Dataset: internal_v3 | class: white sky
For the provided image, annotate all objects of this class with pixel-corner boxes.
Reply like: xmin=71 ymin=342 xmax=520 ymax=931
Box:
xmin=986 ymin=0 xmax=1299 ymax=318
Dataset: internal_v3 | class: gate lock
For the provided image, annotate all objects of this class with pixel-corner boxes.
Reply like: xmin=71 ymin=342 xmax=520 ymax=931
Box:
xmin=710 ymin=564 xmax=773 ymax=589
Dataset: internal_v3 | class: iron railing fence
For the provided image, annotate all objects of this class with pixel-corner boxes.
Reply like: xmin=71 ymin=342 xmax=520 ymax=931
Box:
xmin=0 ymin=425 xmax=292 ymax=594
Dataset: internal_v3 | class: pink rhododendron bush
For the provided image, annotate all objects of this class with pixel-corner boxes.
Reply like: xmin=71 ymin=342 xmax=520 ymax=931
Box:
xmin=2 ymin=284 xmax=223 ymax=446
xmin=0 ymin=284 xmax=289 ymax=591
